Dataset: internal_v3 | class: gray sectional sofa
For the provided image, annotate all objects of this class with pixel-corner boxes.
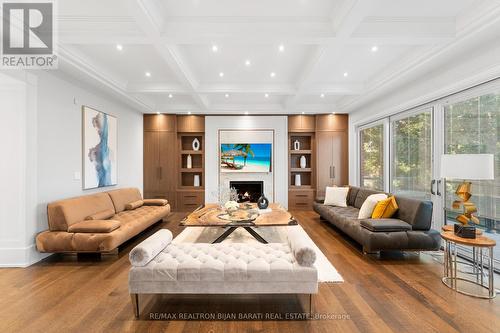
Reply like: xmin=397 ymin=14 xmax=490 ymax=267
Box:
xmin=313 ymin=186 xmax=440 ymax=253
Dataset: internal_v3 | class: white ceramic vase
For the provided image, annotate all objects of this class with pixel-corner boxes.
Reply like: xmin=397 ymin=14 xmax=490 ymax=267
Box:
xmin=295 ymin=174 xmax=301 ymax=186
xmin=192 ymin=138 xmax=200 ymax=151
xmin=293 ymin=140 xmax=300 ymax=150
xmin=186 ymin=154 xmax=192 ymax=169
xmin=300 ymin=155 xmax=306 ymax=168
xmin=193 ymin=174 xmax=200 ymax=187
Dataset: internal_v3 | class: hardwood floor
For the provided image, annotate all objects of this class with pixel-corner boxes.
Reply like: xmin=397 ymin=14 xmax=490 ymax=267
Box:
xmin=1 ymin=211 xmax=499 ymax=333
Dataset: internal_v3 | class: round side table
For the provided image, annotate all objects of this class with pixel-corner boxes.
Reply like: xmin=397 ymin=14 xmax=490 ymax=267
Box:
xmin=441 ymin=231 xmax=496 ymax=299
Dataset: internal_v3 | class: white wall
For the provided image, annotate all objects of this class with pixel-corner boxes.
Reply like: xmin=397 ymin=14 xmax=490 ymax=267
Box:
xmin=0 ymin=71 xmax=143 ymax=267
xmin=347 ymin=33 xmax=500 ymax=186
xmin=205 ymin=116 xmax=288 ymax=207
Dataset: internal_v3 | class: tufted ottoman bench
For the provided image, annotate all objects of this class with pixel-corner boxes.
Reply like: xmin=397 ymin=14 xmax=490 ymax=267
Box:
xmin=128 ymin=228 xmax=318 ymax=317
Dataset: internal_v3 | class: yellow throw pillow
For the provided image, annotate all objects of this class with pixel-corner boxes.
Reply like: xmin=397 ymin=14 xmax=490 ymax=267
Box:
xmin=371 ymin=196 xmax=399 ymax=219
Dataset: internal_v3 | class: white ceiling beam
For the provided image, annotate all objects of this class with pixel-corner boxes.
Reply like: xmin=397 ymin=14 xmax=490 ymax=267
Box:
xmin=285 ymin=0 xmax=374 ymax=109
xmin=127 ymin=83 xmax=188 ymax=94
xmin=127 ymin=0 xmax=209 ymax=110
xmin=196 ymin=84 xmax=296 ymax=95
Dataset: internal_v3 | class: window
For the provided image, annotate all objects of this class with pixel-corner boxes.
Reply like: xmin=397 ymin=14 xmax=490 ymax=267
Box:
xmin=391 ymin=110 xmax=432 ymax=200
xmin=444 ymin=93 xmax=500 ymax=233
xmin=359 ymin=124 xmax=385 ymax=190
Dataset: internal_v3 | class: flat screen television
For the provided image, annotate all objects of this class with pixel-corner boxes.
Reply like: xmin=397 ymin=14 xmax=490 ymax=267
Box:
xmin=220 ymin=143 xmax=272 ymax=173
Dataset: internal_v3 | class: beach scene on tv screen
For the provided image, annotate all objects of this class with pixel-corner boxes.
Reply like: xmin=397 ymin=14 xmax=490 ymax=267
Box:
xmin=220 ymin=143 xmax=272 ymax=173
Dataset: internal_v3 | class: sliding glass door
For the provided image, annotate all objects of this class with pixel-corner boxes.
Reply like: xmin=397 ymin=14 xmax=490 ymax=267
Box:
xmin=442 ymin=92 xmax=500 ymax=265
xmin=390 ymin=109 xmax=433 ymax=200
xmin=359 ymin=123 xmax=385 ymax=191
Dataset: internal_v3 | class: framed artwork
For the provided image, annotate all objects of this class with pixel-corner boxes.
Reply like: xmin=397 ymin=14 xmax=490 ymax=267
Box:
xmin=82 ymin=106 xmax=117 ymax=189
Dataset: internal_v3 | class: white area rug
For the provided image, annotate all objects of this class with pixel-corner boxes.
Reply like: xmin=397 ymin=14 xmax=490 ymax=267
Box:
xmin=173 ymin=225 xmax=343 ymax=283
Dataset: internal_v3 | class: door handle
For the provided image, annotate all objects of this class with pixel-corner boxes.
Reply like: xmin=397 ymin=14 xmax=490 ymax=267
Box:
xmin=430 ymin=179 xmax=436 ymax=195
xmin=332 ymin=166 xmax=335 ymax=179
xmin=436 ymin=180 xmax=442 ymax=196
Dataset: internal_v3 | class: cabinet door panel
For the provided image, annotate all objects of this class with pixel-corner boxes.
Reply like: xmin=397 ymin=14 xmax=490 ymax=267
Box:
xmin=144 ymin=132 xmax=160 ymax=193
xmin=159 ymin=132 xmax=177 ymax=191
xmin=331 ymin=131 xmax=349 ymax=186
xmin=316 ymin=131 xmax=333 ymax=197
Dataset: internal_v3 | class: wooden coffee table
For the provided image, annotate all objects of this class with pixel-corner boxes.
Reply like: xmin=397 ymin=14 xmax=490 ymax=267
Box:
xmin=180 ymin=203 xmax=297 ymax=243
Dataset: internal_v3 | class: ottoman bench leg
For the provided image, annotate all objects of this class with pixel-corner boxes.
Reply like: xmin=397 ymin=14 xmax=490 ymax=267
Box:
xmin=131 ymin=293 xmax=139 ymax=318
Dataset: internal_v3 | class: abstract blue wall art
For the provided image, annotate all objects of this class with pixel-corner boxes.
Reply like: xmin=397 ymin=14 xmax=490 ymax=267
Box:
xmin=83 ymin=106 xmax=117 ymax=189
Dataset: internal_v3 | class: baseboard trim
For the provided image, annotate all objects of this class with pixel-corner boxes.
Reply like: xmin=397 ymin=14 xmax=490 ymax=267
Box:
xmin=0 ymin=244 xmax=51 ymax=267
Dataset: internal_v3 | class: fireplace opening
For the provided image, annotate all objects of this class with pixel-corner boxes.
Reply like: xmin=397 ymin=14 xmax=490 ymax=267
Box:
xmin=229 ymin=181 xmax=264 ymax=203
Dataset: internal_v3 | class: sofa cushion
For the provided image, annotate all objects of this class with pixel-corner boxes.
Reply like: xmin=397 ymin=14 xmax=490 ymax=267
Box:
xmin=47 ymin=192 xmax=116 ymax=231
xmin=393 ymin=196 xmax=433 ymax=230
xmin=360 ymin=219 xmax=412 ymax=232
xmin=371 ymin=196 xmax=398 ymax=219
xmin=143 ymin=199 xmax=169 ymax=206
xmin=347 ymin=186 xmax=360 ymax=207
xmin=324 ymin=186 xmax=349 ymax=207
xmin=85 ymin=208 xmax=115 ymax=221
xmin=107 ymin=188 xmax=143 ymax=213
xmin=358 ymin=193 xmax=387 ymax=219
xmin=125 ymin=200 xmax=144 ymax=210
xmin=68 ymin=219 xmax=121 ymax=233
xmin=354 ymin=188 xmax=385 ymax=209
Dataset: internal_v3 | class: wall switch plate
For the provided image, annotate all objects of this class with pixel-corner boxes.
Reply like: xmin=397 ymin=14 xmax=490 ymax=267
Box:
xmin=73 ymin=171 xmax=81 ymax=181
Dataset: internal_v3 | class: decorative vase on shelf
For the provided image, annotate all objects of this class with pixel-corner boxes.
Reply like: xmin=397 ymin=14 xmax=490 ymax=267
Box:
xmin=193 ymin=174 xmax=200 ymax=187
xmin=257 ymin=193 xmax=269 ymax=209
xmin=186 ymin=154 xmax=192 ymax=169
xmin=293 ymin=140 xmax=300 ymax=151
xmin=192 ymin=138 xmax=200 ymax=151
xmin=300 ymin=155 xmax=307 ymax=168
xmin=295 ymin=174 xmax=301 ymax=187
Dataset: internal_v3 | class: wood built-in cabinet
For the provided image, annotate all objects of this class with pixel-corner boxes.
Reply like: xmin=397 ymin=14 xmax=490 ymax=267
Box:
xmin=288 ymin=114 xmax=348 ymax=209
xmin=143 ymin=114 xmax=205 ymax=212
xmin=315 ymin=114 xmax=349 ymax=198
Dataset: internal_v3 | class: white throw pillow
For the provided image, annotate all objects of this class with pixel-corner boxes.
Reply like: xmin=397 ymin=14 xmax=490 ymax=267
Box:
xmin=358 ymin=193 xmax=388 ymax=219
xmin=323 ymin=186 xmax=349 ymax=207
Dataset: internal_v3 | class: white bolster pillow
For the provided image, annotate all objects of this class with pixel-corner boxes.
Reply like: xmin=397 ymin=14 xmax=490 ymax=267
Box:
xmin=129 ymin=229 xmax=173 ymax=266
xmin=287 ymin=226 xmax=317 ymax=267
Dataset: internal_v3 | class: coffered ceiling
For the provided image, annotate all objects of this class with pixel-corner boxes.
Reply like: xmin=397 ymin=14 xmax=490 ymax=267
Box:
xmin=56 ymin=0 xmax=500 ymax=114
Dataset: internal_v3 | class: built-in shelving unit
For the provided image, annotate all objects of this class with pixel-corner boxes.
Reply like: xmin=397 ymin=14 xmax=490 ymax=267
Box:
xmin=288 ymin=115 xmax=317 ymax=210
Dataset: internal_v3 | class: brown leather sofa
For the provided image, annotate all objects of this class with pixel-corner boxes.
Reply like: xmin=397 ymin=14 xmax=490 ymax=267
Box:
xmin=36 ymin=188 xmax=170 ymax=253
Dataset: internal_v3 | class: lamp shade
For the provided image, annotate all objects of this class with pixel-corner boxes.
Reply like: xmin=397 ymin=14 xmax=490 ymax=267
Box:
xmin=441 ymin=154 xmax=494 ymax=180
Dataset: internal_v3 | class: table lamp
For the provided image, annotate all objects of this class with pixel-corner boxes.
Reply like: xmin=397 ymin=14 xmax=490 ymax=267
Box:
xmin=441 ymin=154 xmax=494 ymax=238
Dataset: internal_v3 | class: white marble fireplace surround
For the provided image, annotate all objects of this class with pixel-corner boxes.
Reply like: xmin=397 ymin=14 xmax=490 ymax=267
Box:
xmin=205 ymin=116 xmax=288 ymax=208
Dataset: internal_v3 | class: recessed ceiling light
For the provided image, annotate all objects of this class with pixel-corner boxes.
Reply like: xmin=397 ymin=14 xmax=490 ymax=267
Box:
xmin=116 ymin=44 xmax=123 ymax=51
xmin=188 ymin=111 xmax=192 ymax=115
xmin=225 ymin=93 xmax=229 ymax=98
xmin=278 ymin=44 xmax=285 ymax=52
xmin=245 ymin=111 xmax=249 ymax=115
xmin=212 ymin=44 xmax=218 ymax=52
xmin=264 ymin=93 xmax=269 ymax=98
xmin=270 ymin=72 xmax=276 ymax=78
xmin=343 ymin=72 xmax=348 ymax=77
xmin=371 ymin=45 xmax=378 ymax=52
xmin=168 ymin=94 xmax=173 ymax=99
xmin=245 ymin=59 xmax=251 ymax=66
xmin=320 ymin=93 xmax=325 ymax=98
xmin=219 ymin=72 xmax=224 ymax=77
xmin=145 ymin=72 xmax=151 ymax=77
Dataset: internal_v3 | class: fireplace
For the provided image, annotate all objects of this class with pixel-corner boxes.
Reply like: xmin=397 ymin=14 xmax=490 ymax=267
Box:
xmin=229 ymin=181 xmax=263 ymax=203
